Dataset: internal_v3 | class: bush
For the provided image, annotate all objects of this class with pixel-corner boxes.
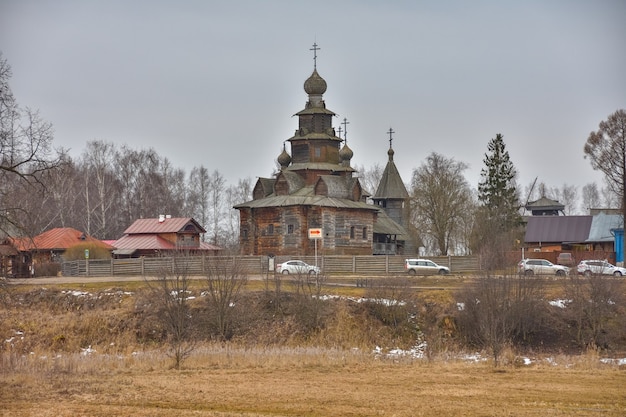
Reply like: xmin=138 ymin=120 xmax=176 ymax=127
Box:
xmin=63 ymin=242 xmax=112 ymax=260
xmin=34 ymin=262 xmax=61 ymax=277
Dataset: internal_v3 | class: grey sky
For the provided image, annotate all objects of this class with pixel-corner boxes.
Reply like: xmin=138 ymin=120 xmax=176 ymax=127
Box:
xmin=1 ymin=0 xmax=624 ymax=200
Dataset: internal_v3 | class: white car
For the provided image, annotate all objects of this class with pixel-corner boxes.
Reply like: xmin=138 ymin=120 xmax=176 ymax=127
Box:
xmin=404 ymin=259 xmax=450 ymax=275
xmin=276 ymin=260 xmax=320 ymax=275
xmin=518 ymin=259 xmax=568 ymax=276
xmin=577 ymin=260 xmax=626 ymax=277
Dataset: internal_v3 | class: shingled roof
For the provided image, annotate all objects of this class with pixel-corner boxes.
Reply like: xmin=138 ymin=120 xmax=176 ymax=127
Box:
xmin=373 ymin=148 xmax=409 ymax=200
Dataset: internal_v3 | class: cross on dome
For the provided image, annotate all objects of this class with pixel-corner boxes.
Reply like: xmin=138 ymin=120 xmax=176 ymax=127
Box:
xmin=310 ymin=42 xmax=320 ymax=70
xmin=387 ymin=127 xmax=395 ymax=148
xmin=342 ymin=118 xmax=350 ymax=144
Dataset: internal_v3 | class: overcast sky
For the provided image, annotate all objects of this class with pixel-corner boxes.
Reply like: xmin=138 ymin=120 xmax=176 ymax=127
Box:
xmin=2 ymin=0 xmax=625 ymax=200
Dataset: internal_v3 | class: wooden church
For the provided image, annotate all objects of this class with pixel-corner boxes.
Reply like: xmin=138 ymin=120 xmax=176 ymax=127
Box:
xmin=235 ymin=45 xmax=414 ymax=256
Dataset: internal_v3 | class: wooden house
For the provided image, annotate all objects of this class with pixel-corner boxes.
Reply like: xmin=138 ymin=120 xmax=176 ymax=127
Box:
xmin=235 ymin=50 xmax=412 ymax=256
xmin=112 ymin=216 xmax=220 ymax=257
xmin=3 ymin=227 xmax=112 ymax=277
xmin=524 ymin=213 xmax=623 ymax=264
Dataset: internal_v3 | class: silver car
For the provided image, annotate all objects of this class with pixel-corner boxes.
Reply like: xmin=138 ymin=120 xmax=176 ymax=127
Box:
xmin=276 ymin=260 xmax=320 ymax=275
xmin=577 ymin=260 xmax=626 ymax=277
xmin=518 ymin=259 xmax=569 ymax=276
xmin=404 ymin=259 xmax=450 ymax=275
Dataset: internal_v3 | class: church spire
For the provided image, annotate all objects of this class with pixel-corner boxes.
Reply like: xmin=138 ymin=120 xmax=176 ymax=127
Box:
xmin=374 ymin=128 xmax=408 ymax=200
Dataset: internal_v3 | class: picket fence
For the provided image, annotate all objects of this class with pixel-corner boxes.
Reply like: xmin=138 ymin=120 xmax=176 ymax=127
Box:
xmin=61 ymin=254 xmax=482 ymax=277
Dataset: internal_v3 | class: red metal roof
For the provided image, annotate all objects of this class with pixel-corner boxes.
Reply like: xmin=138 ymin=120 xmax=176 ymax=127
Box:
xmin=112 ymin=235 xmax=221 ymax=251
xmin=124 ymin=217 xmax=206 ymax=234
xmin=10 ymin=228 xmax=113 ymax=251
xmin=113 ymin=234 xmax=176 ymax=250
xmin=199 ymin=241 xmax=221 ymax=251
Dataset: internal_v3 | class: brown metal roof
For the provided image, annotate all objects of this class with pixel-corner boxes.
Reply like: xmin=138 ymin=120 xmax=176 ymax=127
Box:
xmin=10 ymin=228 xmax=112 ymax=251
xmin=124 ymin=217 xmax=206 ymax=234
xmin=524 ymin=215 xmax=593 ymax=244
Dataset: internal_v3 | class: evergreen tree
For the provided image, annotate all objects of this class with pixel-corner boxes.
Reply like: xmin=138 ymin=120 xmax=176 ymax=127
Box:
xmin=477 ymin=134 xmax=521 ymax=231
xmin=473 ymin=134 xmax=522 ymax=269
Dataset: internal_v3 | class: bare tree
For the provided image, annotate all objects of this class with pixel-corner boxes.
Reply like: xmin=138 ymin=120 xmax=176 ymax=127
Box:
xmin=410 ymin=152 xmax=473 ymax=255
xmin=557 ymin=184 xmax=579 ymax=215
xmin=204 ymin=256 xmax=248 ymax=340
xmin=0 ymin=53 xmax=65 ymax=237
xmin=584 ymin=109 xmax=626 ymax=263
xmin=354 ymin=163 xmax=383 ymax=198
xmin=363 ymin=277 xmax=419 ymax=338
xmin=456 ymin=273 xmax=546 ymax=366
xmin=289 ymin=270 xmax=328 ymax=331
xmin=223 ymin=177 xmax=252 ymax=249
xmin=79 ymin=140 xmax=119 ymax=238
xmin=36 ymin=154 xmax=80 ymax=231
xmin=581 ymin=182 xmax=601 ymax=214
xmin=601 ymin=181 xmax=621 ymax=209
xmin=562 ymin=274 xmax=625 ymax=350
xmin=207 ymin=170 xmax=226 ymax=245
xmin=187 ymin=165 xmax=210 ymax=240
xmin=145 ymin=253 xmax=197 ymax=369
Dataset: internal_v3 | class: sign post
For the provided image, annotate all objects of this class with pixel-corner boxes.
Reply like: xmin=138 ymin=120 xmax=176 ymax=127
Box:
xmin=308 ymin=228 xmax=322 ymax=270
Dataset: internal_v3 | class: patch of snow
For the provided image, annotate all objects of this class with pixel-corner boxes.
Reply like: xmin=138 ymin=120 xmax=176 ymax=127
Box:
xmin=81 ymin=345 xmax=96 ymax=356
xmin=459 ymin=353 xmax=486 ymax=362
xmin=544 ymin=357 xmax=558 ymax=366
xmin=600 ymin=358 xmax=626 ymax=366
xmin=63 ymin=290 xmax=90 ymax=297
xmin=549 ymin=299 xmax=571 ymax=308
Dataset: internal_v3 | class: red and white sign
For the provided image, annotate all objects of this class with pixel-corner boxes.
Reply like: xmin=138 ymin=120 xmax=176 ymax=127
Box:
xmin=308 ymin=228 xmax=322 ymax=239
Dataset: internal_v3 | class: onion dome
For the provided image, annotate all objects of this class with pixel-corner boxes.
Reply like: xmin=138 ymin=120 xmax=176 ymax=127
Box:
xmin=304 ymin=69 xmax=327 ymax=96
xmin=387 ymin=146 xmax=395 ymax=161
xmin=339 ymin=143 xmax=353 ymax=165
xmin=277 ymin=145 xmax=292 ymax=169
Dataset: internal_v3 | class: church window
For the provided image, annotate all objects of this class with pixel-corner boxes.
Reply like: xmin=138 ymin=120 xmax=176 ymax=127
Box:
xmin=362 ymin=227 xmax=367 ymax=239
xmin=268 ymin=224 xmax=274 ymax=235
xmin=350 ymin=226 xmax=355 ymax=239
xmin=287 ymin=224 xmax=294 ymax=234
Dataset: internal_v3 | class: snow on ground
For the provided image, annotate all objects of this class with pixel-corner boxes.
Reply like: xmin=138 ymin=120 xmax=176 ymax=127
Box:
xmin=4 ymin=290 xmax=626 ymax=367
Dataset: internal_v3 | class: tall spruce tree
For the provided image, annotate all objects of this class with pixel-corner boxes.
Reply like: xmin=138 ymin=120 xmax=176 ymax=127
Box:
xmin=478 ymin=133 xmax=521 ymax=231
xmin=474 ymin=134 xmax=522 ymax=269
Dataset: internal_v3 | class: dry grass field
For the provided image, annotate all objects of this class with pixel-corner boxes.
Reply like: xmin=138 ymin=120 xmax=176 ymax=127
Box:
xmin=2 ymin=346 xmax=625 ymax=417
xmin=1 ymin=276 xmax=625 ymax=416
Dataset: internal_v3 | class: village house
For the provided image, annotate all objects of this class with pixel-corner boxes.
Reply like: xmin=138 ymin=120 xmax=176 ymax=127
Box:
xmin=1 ymin=227 xmax=112 ymax=277
xmin=112 ymin=215 xmax=220 ymax=258
xmin=523 ymin=209 xmax=624 ymax=265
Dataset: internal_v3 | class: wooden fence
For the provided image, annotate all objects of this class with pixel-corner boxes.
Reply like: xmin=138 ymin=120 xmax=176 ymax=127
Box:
xmin=61 ymin=255 xmax=482 ymax=277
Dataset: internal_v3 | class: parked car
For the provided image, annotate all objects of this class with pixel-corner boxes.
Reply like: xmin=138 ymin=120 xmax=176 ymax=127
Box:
xmin=577 ymin=260 xmax=626 ymax=277
xmin=556 ymin=252 xmax=575 ymax=266
xmin=404 ymin=259 xmax=450 ymax=275
xmin=518 ymin=259 xmax=569 ymax=276
xmin=275 ymin=260 xmax=320 ymax=275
